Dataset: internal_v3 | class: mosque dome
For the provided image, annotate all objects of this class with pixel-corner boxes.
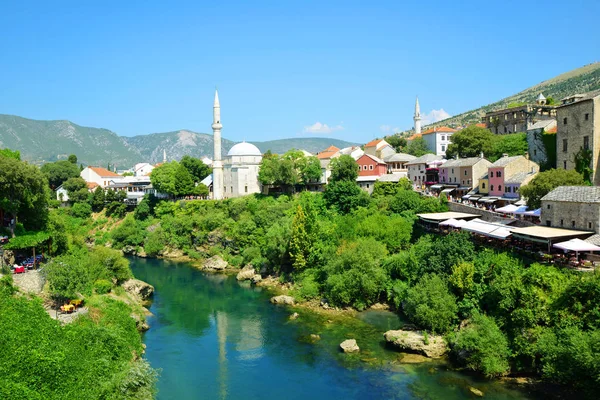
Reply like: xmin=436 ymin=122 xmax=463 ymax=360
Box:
xmin=227 ymin=142 xmax=262 ymax=157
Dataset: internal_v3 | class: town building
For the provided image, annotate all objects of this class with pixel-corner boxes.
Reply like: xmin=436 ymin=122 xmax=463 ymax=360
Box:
xmin=406 ymin=154 xmax=444 ymax=186
xmin=438 ymin=156 xmax=491 ymax=198
xmin=488 ymin=155 xmax=539 ymax=198
xmin=364 ymin=139 xmax=395 ymax=160
xmin=526 ymin=119 xmax=557 ymax=168
xmin=541 ymin=186 xmax=600 ymax=232
xmin=80 ymin=167 xmax=123 ymax=188
xmin=338 ymin=146 xmax=364 ymax=160
xmin=222 ymin=142 xmax=263 ymax=198
xmin=482 ymin=94 xmax=557 ymax=135
xmin=556 ymin=91 xmax=600 ymax=184
xmin=134 ymin=162 xmax=155 ymax=177
xmin=421 ymin=126 xmax=457 ymax=156
xmin=357 ymin=154 xmax=387 ymax=177
xmin=384 ymin=153 xmax=416 ymax=174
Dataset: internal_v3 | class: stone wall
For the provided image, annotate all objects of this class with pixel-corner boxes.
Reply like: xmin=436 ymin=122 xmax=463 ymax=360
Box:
xmin=541 ymin=200 xmax=600 ymax=232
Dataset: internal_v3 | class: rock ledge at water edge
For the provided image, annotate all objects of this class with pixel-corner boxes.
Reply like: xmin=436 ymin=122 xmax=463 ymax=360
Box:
xmin=270 ymin=295 xmax=295 ymax=305
xmin=383 ymin=329 xmax=447 ymax=358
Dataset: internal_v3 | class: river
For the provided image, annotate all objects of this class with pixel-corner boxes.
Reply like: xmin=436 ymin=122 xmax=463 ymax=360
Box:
xmin=130 ymin=257 xmax=533 ymax=400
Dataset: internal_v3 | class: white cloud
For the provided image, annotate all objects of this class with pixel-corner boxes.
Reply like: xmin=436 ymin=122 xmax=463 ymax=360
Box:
xmin=303 ymin=122 xmax=344 ymax=134
xmin=379 ymin=125 xmax=400 ymax=134
xmin=421 ymin=109 xmax=451 ymax=125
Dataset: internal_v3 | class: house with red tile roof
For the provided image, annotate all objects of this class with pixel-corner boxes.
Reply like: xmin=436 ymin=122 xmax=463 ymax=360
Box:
xmin=81 ymin=166 xmax=123 ymax=188
xmin=316 ymin=145 xmax=340 ymax=160
xmin=364 ymin=138 xmax=395 ymax=159
xmin=421 ymin=126 xmax=457 ymax=156
xmin=357 ymin=154 xmax=387 ymax=177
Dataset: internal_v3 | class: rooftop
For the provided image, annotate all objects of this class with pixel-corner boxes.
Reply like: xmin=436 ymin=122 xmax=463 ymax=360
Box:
xmin=442 ymin=157 xmax=487 ymax=168
xmin=405 ymin=153 xmax=444 ymax=166
xmin=364 ymin=139 xmax=386 ymax=148
xmin=377 ymin=173 xmax=407 ymax=182
xmin=422 ymin=126 xmax=457 ymax=135
xmin=359 ymin=153 xmax=386 ymax=164
xmin=490 ymin=155 xmax=525 ymax=168
xmin=528 ymin=119 xmax=556 ymax=131
xmin=417 ymin=211 xmax=481 ymax=222
xmin=505 ymin=171 xmax=536 ymax=185
xmin=384 ymin=153 xmax=416 ymax=163
xmin=511 ymin=226 xmax=593 ymax=240
xmin=541 ymin=186 xmax=600 ymax=203
xmin=88 ymin=167 xmax=120 ymax=177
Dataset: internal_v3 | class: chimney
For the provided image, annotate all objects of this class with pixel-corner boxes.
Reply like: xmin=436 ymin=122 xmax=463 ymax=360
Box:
xmin=503 ymin=153 xmax=508 ymax=158
xmin=480 ymin=151 xmax=484 ymax=158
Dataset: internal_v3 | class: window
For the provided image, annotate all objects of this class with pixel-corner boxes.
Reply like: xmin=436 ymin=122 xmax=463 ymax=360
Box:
xmin=513 ymin=186 xmax=517 ymax=193
xmin=490 ymin=185 xmax=494 ymax=191
xmin=584 ymin=136 xmax=589 ymax=150
xmin=462 ymin=180 xmax=465 ymax=185
xmin=505 ymin=186 xmax=510 ymax=193
xmin=224 ymin=186 xmax=226 ymax=193
xmin=454 ymin=177 xmax=457 ymax=183
xmin=513 ymin=124 xmax=517 ymax=132
xmin=572 ymin=221 xmax=576 ymax=228
xmin=504 ymin=114 xmax=508 ymax=120
xmin=513 ymin=112 xmax=517 ymax=119
xmin=563 ymin=139 xmax=568 ymax=152
xmin=467 ymin=179 xmax=471 ymax=185
xmin=498 ymin=185 xmax=502 ymax=192
xmin=504 ymin=126 xmax=508 ymax=133
xmin=564 ymin=160 xmax=567 ymax=169
xmin=547 ymin=204 xmax=551 ymax=209
xmin=585 ymin=113 xmax=589 ymax=121
xmin=441 ymin=136 xmax=445 ymax=141
xmin=451 ymin=168 xmax=454 ymax=174
xmin=231 ymin=186 xmax=233 ymax=193
xmin=245 ymin=186 xmax=248 ymax=193
xmin=563 ymin=117 xmax=568 ymax=125
xmin=546 ymin=220 xmax=551 ymax=227
xmin=482 ymin=182 xmax=486 ymax=189
xmin=366 ymin=184 xmax=369 ymax=189
xmin=560 ymin=219 xmax=564 ymax=227
xmin=369 ymin=165 xmax=373 ymax=170
xmin=441 ymin=145 xmax=445 ymax=151
xmin=496 ymin=171 xmax=501 ymax=178
xmin=534 ymin=149 xmax=537 ymax=156
xmin=464 ymin=170 xmax=467 ymax=176
xmin=589 ymin=222 xmax=592 ymax=230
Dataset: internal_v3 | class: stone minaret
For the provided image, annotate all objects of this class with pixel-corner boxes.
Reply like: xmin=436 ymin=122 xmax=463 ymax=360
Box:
xmin=413 ymin=96 xmax=422 ymax=134
xmin=212 ymin=89 xmax=224 ymax=200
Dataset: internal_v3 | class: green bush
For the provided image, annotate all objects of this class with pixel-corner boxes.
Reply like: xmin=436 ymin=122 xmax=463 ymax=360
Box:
xmin=111 ymin=215 xmax=145 ymax=249
xmin=404 ymin=274 xmax=458 ymax=333
xmin=144 ymin=227 xmax=166 ymax=257
xmin=451 ymin=313 xmax=511 ymax=377
xmin=94 ymin=279 xmax=112 ymax=294
xmin=70 ymin=202 xmax=92 ymax=219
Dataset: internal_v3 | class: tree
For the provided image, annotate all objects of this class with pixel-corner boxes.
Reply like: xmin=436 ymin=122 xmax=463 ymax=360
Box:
xmin=0 ymin=148 xmax=21 ymax=160
xmin=446 ymin=126 xmax=495 ymax=159
xmin=323 ymin=181 xmax=369 ymax=214
xmin=386 ymin=135 xmax=407 ymax=152
xmin=258 ymin=151 xmax=322 ymax=192
xmin=329 ymin=155 xmax=358 ymax=183
xmin=41 ymin=160 xmax=81 ymax=189
xmin=520 ymin=169 xmax=585 ymax=209
xmin=173 ymin=163 xmax=196 ymax=196
xmin=289 ymin=205 xmax=310 ymax=271
xmin=91 ymin=186 xmax=106 ymax=212
xmin=150 ymin=162 xmax=178 ymax=196
xmin=574 ymin=147 xmax=593 ymax=184
xmin=491 ymin=133 xmax=528 ymax=161
xmin=0 ymin=156 xmax=49 ymax=236
xmin=406 ymin=137 xmax=432 ymax=157
xmin=299 ymin=156 xmax=322 ymax=185
xmin=181 ymin=155 xmax=211 ymax=183
xmin=67 ymin=154 xmax=78 ymax=164
xmin=451 ymin=313 xmax=511 ymax=378
xmin=403 ymin=273 xmax=458 ymax=333
xmin=62 ymin=177 xmax=89 ymax=204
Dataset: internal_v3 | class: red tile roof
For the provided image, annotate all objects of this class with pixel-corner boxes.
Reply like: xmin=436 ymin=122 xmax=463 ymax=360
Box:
xmin=422 ymin=126 xmax=457 ymax=135
xmin=475 ymin=123 xmax=487 ymax=128
xmin=407 ymin=133 xmax=422 ymax=141
xmin=364 ymin=139 xmax=384 ymax=148
xmin=545 ymin=126 xmax=557 ymax=134
xmin=89 ymin=167 xmax=119 ymax=177
xmin=86 ymin=182 xmax=99 ymax=190
xmin=316 ymin=146 xmax=340 ymax=159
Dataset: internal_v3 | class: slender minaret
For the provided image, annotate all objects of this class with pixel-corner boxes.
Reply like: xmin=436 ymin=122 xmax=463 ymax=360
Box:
xmin=163 ymin=149 xmax=167 ymax=163
xmin=413 ymin=96 xmax=422 ymax=134
xmin=212 ymin=89 xmax=224 ymax=200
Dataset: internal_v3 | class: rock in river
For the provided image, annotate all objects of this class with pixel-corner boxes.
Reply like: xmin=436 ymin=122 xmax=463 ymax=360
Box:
xmin=250 ymin=274 xmax=262 ymax=284
xmin=203 ymin=255 xmax=228 ymax=271
xmin=383 ymin=330 xmax=447 ymax=358
xmin=270 ymin=295 xmax=295 ymax=305
xmin=236 ymin=265 xmax=255 ymax=281
xmin=122 ymin=279 xmax=155 ymax=302
xmin=340 ymin=339 xmax=360 ymax=353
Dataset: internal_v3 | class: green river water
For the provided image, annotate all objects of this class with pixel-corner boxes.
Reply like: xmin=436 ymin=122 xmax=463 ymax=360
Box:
xmin=130 ymin=257 xmax=534 ymax=400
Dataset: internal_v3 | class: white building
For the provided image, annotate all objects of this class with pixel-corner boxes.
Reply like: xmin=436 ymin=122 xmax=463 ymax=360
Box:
xmin=134 ymin=163 xmax=155 ymax=177
xmin=421 ymin=126 xmax=457 ymax=156
xmin=406 ymin=153 xmax=445 ymax=185
xmin=223 ymin=142 xmax=263 ymax=198
xmin=81 ymin=167 xmax=123 ymax=188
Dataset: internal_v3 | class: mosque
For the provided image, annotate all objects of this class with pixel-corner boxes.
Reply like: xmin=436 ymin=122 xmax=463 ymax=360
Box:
xmin=210 ymin=90 xmax=263 ymax=199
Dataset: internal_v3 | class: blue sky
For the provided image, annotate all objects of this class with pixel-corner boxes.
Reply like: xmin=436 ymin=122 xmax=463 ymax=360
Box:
xmin=1 ymin=0 xmax=599 ymax=144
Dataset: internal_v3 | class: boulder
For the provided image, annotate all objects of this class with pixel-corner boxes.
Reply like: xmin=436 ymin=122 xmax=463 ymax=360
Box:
xmin=369 ymin=303 xmax=390 ymax=311
xmin=122 ymin=279 xmax=155 ymax=302
xmin=203 ymin=255 xmax=228 ymax=271
xmin=236 ymin=265 xmax=255 ymax=281
xmin=251 ymin=274 xmax=262 ymax=284
xmin=469 ymin=387 xmax=484 ymax=397
xmin=270 ymin=295 xmax=295 ymax=305
xmin=383 ymin=330 xmax=447 ymax=358
xmin=340 ymin=339 xmax=360 ymax=353
xmin=310 ymin=334 xmax=321 ymax=342
xmin=2 ymin=250 xmax=15 ymax=266
xmin=289 ymin=312 xmax=299 ymax=320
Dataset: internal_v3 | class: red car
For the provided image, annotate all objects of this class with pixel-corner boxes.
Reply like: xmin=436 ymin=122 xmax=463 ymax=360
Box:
xmin=13 ymin=266 xmax=25 ymax=274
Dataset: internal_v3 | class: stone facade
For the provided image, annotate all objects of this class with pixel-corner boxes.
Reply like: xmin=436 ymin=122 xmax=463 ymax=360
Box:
xmin=540 ymin=186 xmax=600 ymax=232
xmin=483 ymin=104 xmax=556 ymax=135
xmin=526 ymin=120 xmax=556 ymax=168
xmin=556 ymin=93 xmax=600 ymax=185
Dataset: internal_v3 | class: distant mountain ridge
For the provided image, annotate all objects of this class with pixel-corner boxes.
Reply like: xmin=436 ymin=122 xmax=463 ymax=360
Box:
xmin=0 ymin=114 xmax=358 ymax=167
xmin=419 ymin=62 xmax=600 ymax=131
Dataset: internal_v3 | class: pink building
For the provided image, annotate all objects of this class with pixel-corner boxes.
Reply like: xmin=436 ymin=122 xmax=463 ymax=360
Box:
xmin=488 ymin=155 xmax=539 ymax=197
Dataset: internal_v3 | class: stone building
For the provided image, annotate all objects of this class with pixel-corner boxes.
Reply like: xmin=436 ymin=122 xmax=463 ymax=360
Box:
xmin=364 ymin=139 xmax=395 ymax=160
xmin=556 ymin=91 xmax=600 ymax=184
xmin=541 ymin=186 xmax=600 ymax=232
xmin=482 ymin=94 xmax=556 ymax=135
xmin=488 ymin=155 xmax=539 ymax=198
xmin=222 ymin=142 xmax=263 ymax=198
xmin=439 ymin=157 xmax=491 ymax=190
xmin=406 ymin=154 xmax=444 ymax=186
xmin=526 ymin=119 xmax=556 ymax=168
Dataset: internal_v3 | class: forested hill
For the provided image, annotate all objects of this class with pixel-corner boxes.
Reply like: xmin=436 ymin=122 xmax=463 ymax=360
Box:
xmin=425 ymin=62 xmax=600 ymax=130
xmin=0 ymin=114 xmax=356 ymax=166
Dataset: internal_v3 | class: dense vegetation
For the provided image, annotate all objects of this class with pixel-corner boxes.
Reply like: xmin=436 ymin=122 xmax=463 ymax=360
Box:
xmin=445 ymin=126 xmax=528 ymax=162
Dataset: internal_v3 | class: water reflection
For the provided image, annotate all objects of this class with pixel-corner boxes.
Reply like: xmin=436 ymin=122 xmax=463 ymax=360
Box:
xmin=131 ymin=257 xmax=532 ymax=400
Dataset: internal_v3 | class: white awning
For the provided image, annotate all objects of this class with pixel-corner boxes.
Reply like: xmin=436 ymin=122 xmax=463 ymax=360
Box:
xmin=462 ymin=219 xmax=514 ymax=238
xmin=496 ymin=204 xmax=519 ymax=213
xmin=553 ymin=238 xmax=600 ymax=253
xmin=441 ymin=188 xmax=455 ymax=194
xmin=462 ymin=195 xmax=471 ymax=199
xmin=430 ymin=184 xmax=443 ymax=189
xmin=513 ymin=206 xmax=530 ymax=215
xmin=523 ymin=208 xmax=541 ymax=217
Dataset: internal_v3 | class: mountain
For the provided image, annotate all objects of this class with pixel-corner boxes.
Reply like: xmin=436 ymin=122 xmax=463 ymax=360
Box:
xmin=0 ymin=114 xmax=357 ymax=166
xmin=423 ymin=62 xmax=600 ymax=130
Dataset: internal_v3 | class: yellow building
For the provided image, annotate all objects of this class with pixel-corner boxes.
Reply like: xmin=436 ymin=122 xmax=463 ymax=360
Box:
xmin=478 ymin=173 xmax=489 ymax=195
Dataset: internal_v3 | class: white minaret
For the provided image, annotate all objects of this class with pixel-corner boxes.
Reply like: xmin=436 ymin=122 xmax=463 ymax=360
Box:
xmin=212 ymin=89 xmax=224 ymax=200
xmin=413 ymin=96 xmax=422 ymax=134
xmin=163 ymin=149 xmax=167 ymax=163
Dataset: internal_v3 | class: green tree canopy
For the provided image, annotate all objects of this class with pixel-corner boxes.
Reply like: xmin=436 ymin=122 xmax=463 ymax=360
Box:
xmin=446 ymin=126 xmax=495 ymax=159
xmin=258 ymin=150 xmax=322 ymax=191
xmin=67 ymin=154 xmax=78 ymax=164
xmin=41 ymin=160 xmax=81 ymax=189
xmin=329 ymin=155 xmax=358 ymax=183
xmin=181 ymin=155 xmax=212 ymax=183
xmin=404 ymin=273 xmax=458 ymax=333
xmin=323 ymin=180 xmax=369 ymax=214
xmin=150 ymin=161 xmax=197 ymax=197
xmin=406 ymin=137 xmax=432 ymax=157
xmin=520 ymin=169 xmax=586 ymax=209
xmin=62 ymin=177 xmax=89 ymax=204
xmin=0 ymin=156 xmax=49 ymax=235
xmin=0 ymin=148 xmax=21 ymax=160
xmin=490 ymin=133 xmax=528 ymax=161
xmin=386 ymin=135 xmax=407 ymax=152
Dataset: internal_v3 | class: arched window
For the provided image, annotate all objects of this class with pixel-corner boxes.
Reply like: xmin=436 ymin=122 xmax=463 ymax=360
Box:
xmin=490 ymin=185 xmax=494 ymax=191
